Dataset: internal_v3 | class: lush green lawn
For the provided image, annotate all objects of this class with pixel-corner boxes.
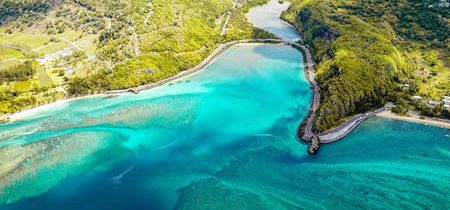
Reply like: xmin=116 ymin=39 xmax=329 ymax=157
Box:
xmin=35 ymin=64 xmax=53 ymax=87
xmin=0 ymin=60 xmax=21 ymax=70
xmin=0 ymin=30 xmax=82 ymax=50
xmin=13 ymin=80 xmax=32 ymax=92
xmin=0 ymin=46 xmax=22 ymax=60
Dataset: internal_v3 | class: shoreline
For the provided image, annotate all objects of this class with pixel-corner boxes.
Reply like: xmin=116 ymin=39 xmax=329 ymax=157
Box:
xmin=5 ymin=39 xmax=289 ymax=122
xmin=8 ymin=95 xmax=101 ymax=122
xmin=377 ymin=111 xmax=450 ymax=129
xmin=284 ymin=17 xmax=449 ymax=147
xmin=280 ymin=19 xmax=320 ymax=145
xmin=317 ymin=105 xmax=394 ymax=144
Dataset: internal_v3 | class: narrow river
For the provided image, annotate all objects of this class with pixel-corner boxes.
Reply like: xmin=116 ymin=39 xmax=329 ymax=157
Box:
xmin=0 ymin=1 xmax=449 ymax=209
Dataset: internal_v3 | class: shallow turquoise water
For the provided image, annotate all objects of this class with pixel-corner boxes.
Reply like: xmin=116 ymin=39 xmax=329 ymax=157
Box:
xmin=1 ymin=0 xmax=450 ymax=208
xmin=0 ymin=44 xmax=311 ymax=209
xmin=0 ymin=44 xmax=449 ymax=210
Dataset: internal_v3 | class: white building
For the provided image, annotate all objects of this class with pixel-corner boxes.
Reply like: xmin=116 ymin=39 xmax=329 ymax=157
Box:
xmin=412 ymin=96 xmax=422 ymax=100
xmin=429 ymin=101 xmax=439 ymax=106
xmin=443 ymin=96 xmax=450 ymax=109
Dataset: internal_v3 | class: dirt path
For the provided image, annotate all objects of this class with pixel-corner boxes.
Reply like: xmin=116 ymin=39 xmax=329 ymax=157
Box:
xmin=144 ymin=11 xmax=154 ymax=24
xmin=60 ymin=37 xmax=81 ymax=51
xmin=220 ymin=0 xmax=238 ymax=36
xmin=129 ymin=27 xmax=141 ymax=56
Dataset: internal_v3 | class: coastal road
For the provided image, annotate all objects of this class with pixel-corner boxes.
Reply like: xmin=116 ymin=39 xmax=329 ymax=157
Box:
xmin=103 ymin=39 xmax=324 ymax=142
xmin=290 ymin=43 xmax=320 ymax=142
xmin=318 ymin=105 xmax=394 ymax=143
xmin=105 ymin=38 xmax=287 ymax=95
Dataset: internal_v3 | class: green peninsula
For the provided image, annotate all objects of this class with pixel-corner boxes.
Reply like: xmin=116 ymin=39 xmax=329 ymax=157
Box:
xmin=283 ymin=0 xmax=449 ymax=131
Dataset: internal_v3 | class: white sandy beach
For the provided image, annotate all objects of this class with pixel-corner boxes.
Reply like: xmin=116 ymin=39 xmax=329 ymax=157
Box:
xmin=377 ymin=111 xmax=450 ymax=129
xmin=8 ymin=95 xmax=100 ymax=121
xmin=5 ymin=40 xmax=289 ymax=123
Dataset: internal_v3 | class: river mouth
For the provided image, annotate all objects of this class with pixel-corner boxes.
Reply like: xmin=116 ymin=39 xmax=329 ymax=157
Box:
xmin=246 ymin=0 xmax=301 ymax=42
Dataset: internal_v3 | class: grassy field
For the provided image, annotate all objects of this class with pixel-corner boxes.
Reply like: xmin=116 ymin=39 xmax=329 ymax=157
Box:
xmin=412 ymin=49 xmax=450 ymax=100
xmin=13 ymin=80 xmax=32 ymax=92
xmin=0 ymin=0 xmax=274 ymax=114
xmin=0 ymin=60 xmax=21 ymax=70
xmin=0 ymin=46 xmax=22 ymax=60
xmin=0 ymin=29 xmax=82 ymax=50
xmin=35 ymin=64 xmax=53 ymax=87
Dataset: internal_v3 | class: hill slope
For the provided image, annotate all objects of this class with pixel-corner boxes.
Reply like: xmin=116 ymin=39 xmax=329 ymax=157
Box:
xmin=283 ymin=0 xmax=449 ymax=131
xmin=0 ymin=0 xmax=273 ymax=114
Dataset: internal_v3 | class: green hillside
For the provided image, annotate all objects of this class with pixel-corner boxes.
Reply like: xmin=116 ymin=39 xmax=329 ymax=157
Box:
xmin=0 ymin=0 xmax=273 ymax=114
xmin=283 ymin=0 xmax=450 ymax=131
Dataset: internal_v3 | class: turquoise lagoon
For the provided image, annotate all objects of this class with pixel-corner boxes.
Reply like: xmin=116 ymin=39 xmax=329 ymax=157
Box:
xmin=1 ymin=0 xmax=450 ymax=208
xmin=0 ymin=43 xmax=449 ymax=210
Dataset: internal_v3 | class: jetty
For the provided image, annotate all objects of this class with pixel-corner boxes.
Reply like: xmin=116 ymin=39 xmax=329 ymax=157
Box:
xmin=293 ymin=43 xmax=319 ymax=143
xmin=318 ymin=105 xmax=394 ymax=143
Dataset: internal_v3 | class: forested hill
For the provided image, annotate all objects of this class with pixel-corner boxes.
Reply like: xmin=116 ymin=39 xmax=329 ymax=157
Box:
xmin=0 ymin=0 xmax=273 ymax=114
xmin=283 ymin=0 xmax=450 ymax=131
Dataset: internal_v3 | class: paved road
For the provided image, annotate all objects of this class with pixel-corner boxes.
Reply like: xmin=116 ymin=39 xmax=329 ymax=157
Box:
xmin=293 ymin=41 xmax=394 ymax=144
xmin=318 ymin=105 xmax=394 ymax=143
xmin=291 ymin=43 xmax=319 ymax=142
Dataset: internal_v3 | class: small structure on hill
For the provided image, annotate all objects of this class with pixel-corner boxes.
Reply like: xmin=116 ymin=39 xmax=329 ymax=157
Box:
xmin=442 ymin=96 xmax=450 ymax=109
xmin=428 ymin=101 xmax=439 ymax=107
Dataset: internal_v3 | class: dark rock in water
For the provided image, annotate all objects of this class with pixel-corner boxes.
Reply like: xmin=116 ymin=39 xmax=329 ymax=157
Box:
xmin=307 ymin=135 xmax=320 ymax=155
xmin=128 ymin=89 xmax=139 ymax=94
xmin=103 ymin=95 xmax=118 ymax=99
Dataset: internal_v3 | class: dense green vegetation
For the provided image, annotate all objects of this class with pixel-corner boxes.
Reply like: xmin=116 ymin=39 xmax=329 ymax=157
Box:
xmin=0 ymin=61 xmax=34 ymax=83
xmin=283 ymin=0 xmax=449 ymax=131
xmin=0 ymin=0 xmax=52 ymax=26
xmin=67 ymin=0 xmax=274 ymax=95
xmin=1 ymin=0 xmax=274 ymax=113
